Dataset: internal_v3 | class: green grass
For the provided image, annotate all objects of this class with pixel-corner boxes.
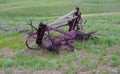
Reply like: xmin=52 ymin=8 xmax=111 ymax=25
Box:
xmin=0 ymin=0 xmax=120 ymax=17
xmin=0 ymin=14 xmax=120 ymax=73
xmin=0 ymin=32 xmax=25 ymax=50
xmin=0 ymin=0 xmax=120 ymax=74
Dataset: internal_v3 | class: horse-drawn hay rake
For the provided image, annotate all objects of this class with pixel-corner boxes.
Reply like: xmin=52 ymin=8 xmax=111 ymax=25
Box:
xmin=25 ymin=7 xmax=98 ymax=53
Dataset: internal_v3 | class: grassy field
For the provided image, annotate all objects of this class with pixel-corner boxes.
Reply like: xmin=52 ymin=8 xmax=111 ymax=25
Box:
xmin=0 ymin=0 xmax=120 ymax=74
xmin=0 ymin=0 xmax=120 ymax=17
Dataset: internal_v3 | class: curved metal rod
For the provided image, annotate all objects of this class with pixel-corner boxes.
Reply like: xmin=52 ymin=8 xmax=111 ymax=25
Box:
xmin=25 ymin=33 xmax=38 ymax=49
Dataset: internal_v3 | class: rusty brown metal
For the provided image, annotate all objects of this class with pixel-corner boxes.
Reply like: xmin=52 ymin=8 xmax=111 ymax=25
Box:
xmin=25 ymin=7 xmax=98 ymax=53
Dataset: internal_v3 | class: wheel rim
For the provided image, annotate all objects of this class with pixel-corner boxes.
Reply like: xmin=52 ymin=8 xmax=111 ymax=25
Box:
xmin=26 ymin=33 xmax=39 ymax=50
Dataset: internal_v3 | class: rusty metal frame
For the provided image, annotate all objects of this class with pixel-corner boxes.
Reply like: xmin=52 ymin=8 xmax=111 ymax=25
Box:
xmin=25 ymin=7 xmax=98 ymax=52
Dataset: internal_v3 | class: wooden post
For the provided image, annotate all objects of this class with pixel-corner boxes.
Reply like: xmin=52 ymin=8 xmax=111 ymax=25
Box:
xmin=48 ymin=16 xmax=77 ymax=26
xmin=55 ymin=9 xmax=77 ymax=21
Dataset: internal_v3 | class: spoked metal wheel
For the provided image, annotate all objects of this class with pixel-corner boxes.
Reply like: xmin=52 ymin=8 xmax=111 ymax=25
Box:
xmin=25 ymin=33 xmax=40 ymax=50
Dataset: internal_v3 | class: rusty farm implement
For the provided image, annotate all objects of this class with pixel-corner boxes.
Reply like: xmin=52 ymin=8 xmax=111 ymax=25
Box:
xmin=25 ymin=7 xmax=98 ymax=53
